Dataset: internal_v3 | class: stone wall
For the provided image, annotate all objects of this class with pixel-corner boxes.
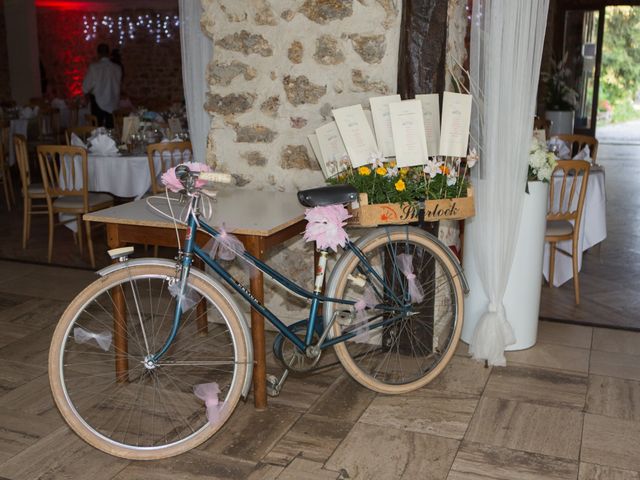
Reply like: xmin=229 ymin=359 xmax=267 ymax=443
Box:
xmin=37 ymin=8 xmax=183 ymax=107
xmin=202 ymin=0 xmax=402 ymax=192
xmin=0 ymin=1 xmax=11 ymax=101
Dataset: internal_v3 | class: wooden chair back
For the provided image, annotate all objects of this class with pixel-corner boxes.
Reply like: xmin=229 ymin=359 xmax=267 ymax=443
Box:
xmin=554 ymin=134 xmax=599 ymax=164
xmin=65 ymin=126 xmax=96 ymax=145
xmin=37 ymin=106 xmax=61 ymax=142
xmin=548 ymin=160 xmax=591 ymax=228
xmin=147 ymin=141 xmax=193 ymax=194
xmin=85 ymin=114 xmax=98 ymax=127
xmin=533 ymin=117 xmax=551 ymax=139
xmin=13 ymin=134 xmax=31 ymax=192
xmin=37 ymin=145 xmax=89 ymax=210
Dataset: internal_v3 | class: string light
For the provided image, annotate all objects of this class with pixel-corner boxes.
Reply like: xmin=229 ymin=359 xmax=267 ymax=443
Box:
xmin=82 ymin=13 xmax=180 ymax=45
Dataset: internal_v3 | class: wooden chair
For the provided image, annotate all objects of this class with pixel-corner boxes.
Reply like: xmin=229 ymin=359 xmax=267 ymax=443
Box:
xmin=85 ymin=114 xmax=98 ymax=127
xmin=65 ymin=126 xmax=96 ymax=146
xmin=545 ymin=159 xmax=591 ymax=304
xmin=533 ymin=116 xmax=551 ymax=139
xmin=147 ymin=141 xmax=193 ymax=194
xmin=0 ymin=132 xmax=15 ymax=210
xmin=37 ymin=106 xmax=61 ymax=143
xmin=14 ymin=134 xmax=48 ymax=247
xmin=113 ymin=108 xmax=133 ymax=141
xmin=554 ymin=134 xmax=599 ymax=164
xmin=37 ymin=145 xmax=114 ymax=267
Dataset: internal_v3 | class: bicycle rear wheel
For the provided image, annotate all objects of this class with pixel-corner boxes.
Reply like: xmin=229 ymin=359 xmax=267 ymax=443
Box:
xmin=324 ymin=226 xmax=464 ymax=394
xmin=49 ymin=264 xmax=249 ymax=460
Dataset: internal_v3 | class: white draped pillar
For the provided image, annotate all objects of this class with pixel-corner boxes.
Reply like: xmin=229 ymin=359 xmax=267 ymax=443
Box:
xmin=178 ymin=0 xmax=212 ymax=165
xmin=462 ymin=0 xmax=549 ymax=366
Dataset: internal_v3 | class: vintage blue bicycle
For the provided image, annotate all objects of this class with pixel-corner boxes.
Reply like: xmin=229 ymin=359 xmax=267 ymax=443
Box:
xmin=48 ymin=165 xmax=468 ymax=459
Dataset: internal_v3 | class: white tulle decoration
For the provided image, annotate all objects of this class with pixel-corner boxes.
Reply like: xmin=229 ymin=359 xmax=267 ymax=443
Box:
xmin=468 ymin=302 xmax=515 ymax=366
xmin=302 ymin=205 xmax=351 ymax=252
xmin=466 ymin=0 xmax=549 ymax=366
xmin=73 ymin=327 xmax=112 ymax=352
xmin=205 ymin=224 xmax=246 ymax=261
xmin=352 ymin=285 xmax=378 ymax=343
xmin=193 ymin=382 xmax=222 ymax=424
xmin=396 ymin=253 xmax=424 ymax=303
xmin=168 ymin=282 xmax=201 ymax=311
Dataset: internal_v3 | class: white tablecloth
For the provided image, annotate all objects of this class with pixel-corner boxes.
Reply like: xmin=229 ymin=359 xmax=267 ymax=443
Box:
xmin=7 ymin=119 xmax=28 ymax=166
xmin=60 ymin=149 xmax=192 ymax=231
xmin=542 ymin=168 xmax=606 ymax=286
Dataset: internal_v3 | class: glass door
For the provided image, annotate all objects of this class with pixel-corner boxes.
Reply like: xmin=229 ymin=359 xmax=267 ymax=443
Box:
xmin=562 ymin=8 xmax=604 ymax=135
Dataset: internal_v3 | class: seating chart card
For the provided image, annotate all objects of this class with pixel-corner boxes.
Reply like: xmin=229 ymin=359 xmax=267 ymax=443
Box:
xmin=439 ymin=92 xmax=472 ymax=157
xmin=415 ymin=94 xmax=441 ymax=157
xmin=307 ymin=133 xmax=330 ymax=178
xmin=332 ymin=105 xmax=379 ymax=168
xmin=315 ymin=121 xmax=349 ymax=177
xmin=369 ymin=94 xmax=401 ymax=157
xmin=389 ymin=99 xmax=429 ymax=167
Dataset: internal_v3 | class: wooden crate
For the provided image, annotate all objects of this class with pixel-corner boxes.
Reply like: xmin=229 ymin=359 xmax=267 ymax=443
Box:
xmin=348 ymin=187 xmax=475 ymax=227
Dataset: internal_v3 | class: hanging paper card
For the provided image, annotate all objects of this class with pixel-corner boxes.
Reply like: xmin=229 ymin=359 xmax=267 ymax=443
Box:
xmin=533 ymin=129 xmax=546 ymax=143
xmin=415 ymin=94 xmax=441 ymax=157
xmin=316 ymin=122 xmax=349 ymax=176
xmin=389 ymin=99 xmax=429 ymax=167
xmin=363 ymin=109 xmax=374 ymax=134
xmin=168 ymin=117 xmax=183 ymax=137
xmin=439 ymin=92 xmax=472 ymax=157
xmin=369 ymin=94 xmax=401 ymax=157
xmin=332 ymin=105 xmax=379 ymax=168
xmin=307 ymin=134 xmax=329 ymax=178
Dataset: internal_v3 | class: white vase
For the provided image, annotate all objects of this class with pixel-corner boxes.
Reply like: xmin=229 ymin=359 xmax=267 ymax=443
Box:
xmin=461 ymin=181 xmax=549 ymax=351
xmin=545 ymin=110 xmax=574 ymax=136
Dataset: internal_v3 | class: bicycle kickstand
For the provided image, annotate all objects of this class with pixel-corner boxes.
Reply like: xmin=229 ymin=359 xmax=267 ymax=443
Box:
xmin=266 ymin=369 xmax=290 ymax=397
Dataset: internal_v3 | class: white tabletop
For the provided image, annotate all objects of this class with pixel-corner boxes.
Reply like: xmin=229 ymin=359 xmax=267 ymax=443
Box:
xmin=85 ymin=186 xmax=306 ymax=237
xmin=542 ymin=167 xmax=607 ymax=287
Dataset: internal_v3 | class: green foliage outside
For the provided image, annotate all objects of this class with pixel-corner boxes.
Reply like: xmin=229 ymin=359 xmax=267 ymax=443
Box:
xmin=599 ymin=6 xmax=640 ymax=124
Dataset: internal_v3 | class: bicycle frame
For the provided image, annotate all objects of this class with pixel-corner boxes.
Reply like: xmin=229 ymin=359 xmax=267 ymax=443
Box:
xmin=151 ymin=193 xmax=408 ymax=362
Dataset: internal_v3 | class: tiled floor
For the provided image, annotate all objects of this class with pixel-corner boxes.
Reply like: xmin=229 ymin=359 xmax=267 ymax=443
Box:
xmin=0 ymin=260 xmax=640 ymax=479
xmin=0 ymin=140 xmax=638 ymax=478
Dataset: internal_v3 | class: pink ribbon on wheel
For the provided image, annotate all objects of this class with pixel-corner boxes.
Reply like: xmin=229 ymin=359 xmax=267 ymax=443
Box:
xmin=396 ymin=253 xmax=424 ymax=303
xmin=352 ymin=285 xmax=378 ymax=343
xmin=193 ymin=382 xmax=222 ymax=424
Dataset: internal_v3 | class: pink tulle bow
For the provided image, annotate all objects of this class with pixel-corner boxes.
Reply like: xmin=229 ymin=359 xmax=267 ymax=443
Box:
xmin=207 ymin=224 xmax=245 ymax=261
xmin=194 ymin=382 xmax=222 ymax=424
xmin=397 ymin=253 xmax=424 ymax=303
xmin=161 ymin=162 xmax=212 ymax=192
xmin=302 ymin=204 xmax=351 ymax=252
xmin=352 ymin=285 xmax=378 ymax=343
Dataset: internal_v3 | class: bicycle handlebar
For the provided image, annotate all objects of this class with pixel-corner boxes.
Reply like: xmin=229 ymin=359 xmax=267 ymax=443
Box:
xmin=174 ymin=165 xmax=234 ymax=191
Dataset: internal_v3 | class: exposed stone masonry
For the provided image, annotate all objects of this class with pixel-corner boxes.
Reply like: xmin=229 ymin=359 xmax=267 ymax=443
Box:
xmin=204 ymin=0 xmax=400 ymax=192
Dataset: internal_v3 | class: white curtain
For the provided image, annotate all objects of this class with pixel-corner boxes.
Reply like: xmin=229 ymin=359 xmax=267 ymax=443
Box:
xmin=467 ymin=0 xmax=549 ymax=365
xmin=179 ymin=0 xmax=212 ymax=165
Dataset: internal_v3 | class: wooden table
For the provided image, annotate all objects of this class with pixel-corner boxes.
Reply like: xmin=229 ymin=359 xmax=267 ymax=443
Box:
xmin=84 ymin=186 xmax=306 ymax=409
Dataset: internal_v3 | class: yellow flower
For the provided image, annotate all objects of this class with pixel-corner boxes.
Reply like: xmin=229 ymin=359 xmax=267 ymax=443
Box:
xmin=395 ymin=179 xmax=406 ymax=191
xmin=399 ymin=167 xmax=409 ymax=176
xmin=389 ymin=160 xmax=397 ymax=168
xmin=358 ymin=166 xmax=371 ymax=176
xmin=439 ymin=164 xmax=450 ymax=175
xmin=375 ymin=166 xmax=387 ymax=175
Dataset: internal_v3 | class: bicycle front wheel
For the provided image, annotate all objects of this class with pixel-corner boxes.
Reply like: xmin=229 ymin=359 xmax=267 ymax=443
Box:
xmin=49 ymin=264 xmax=249 ymax=460
xmin=324 ymin=226 xmax=464 ymax=394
